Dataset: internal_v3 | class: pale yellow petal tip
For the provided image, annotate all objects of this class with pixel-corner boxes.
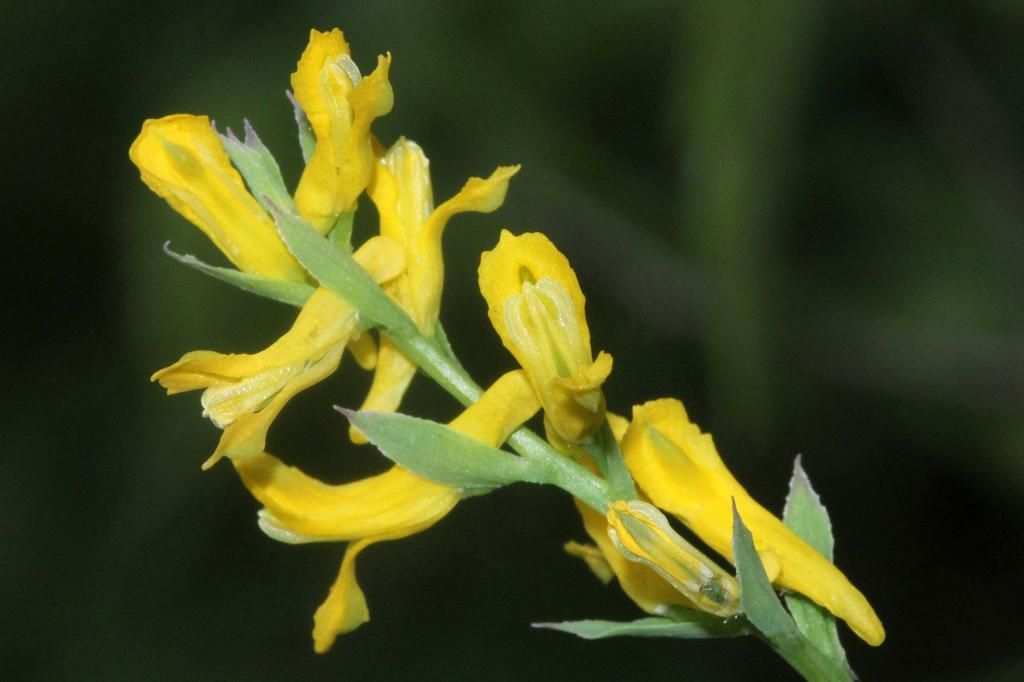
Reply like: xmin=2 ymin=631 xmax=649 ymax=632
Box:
xmin=564 ymin=540 xmax=615 ymax=584
xmin=312 ymin=602 xmax=370 ymax=654
xmin=199 ymin=453 xmax=220 ymax=471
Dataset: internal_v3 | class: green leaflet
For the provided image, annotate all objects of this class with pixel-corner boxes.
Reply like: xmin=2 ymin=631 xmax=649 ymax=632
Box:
xmin=340 ymin=409 xmax=548 ymax=490
xmin=219 ymin=120 xmax=294 ymax=214
xmin=783 ymin=456 xmax=851 ymax=672
xmin=732 ymin=503 xmax=851 ymax=682
xmin=162 ymin=242 xmax=313 ymax=307
xmin=534 ymin=609 xmax=749 ymax=640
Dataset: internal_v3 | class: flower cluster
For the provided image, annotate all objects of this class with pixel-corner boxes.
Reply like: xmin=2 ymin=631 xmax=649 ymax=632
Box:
xmin=133 ymin=27 xmax=883 ymax=675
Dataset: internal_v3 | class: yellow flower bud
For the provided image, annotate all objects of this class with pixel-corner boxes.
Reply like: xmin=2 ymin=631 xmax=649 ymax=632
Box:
xmin=606 ymin=500 xmax=741 ymax=617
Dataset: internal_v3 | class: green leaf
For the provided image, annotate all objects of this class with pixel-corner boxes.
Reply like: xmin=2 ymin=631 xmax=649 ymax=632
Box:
xmin=340 ymin=409 xmax=547 ymax=490
xmin=269 ymin=202 xmax=413 ymax=333
xmin=783 ymin=456 xmax=851 ymax=673
xmin=219 ymin=120 xmax=294 ymax=214
xmin=533 ymin=611 xmax=750 ymax=640
xmin=162 ymin=242 xmax=313 ymax=307
xmin=732 ymin=503 xmax=851 ymax=682
xmin=287 ymin=90 xmax=317 ymax=163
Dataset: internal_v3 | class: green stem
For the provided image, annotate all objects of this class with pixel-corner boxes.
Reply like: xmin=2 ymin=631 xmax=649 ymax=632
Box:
xmin=584 ymin=421 xmax=637 ymax=501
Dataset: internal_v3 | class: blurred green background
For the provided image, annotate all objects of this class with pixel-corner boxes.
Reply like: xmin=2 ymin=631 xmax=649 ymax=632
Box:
xmin=5 ymin=1 xmax=1023 ymax=680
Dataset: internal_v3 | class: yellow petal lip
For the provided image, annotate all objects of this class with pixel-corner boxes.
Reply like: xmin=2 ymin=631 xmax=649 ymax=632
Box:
xmin=129 ymin=114 xmax=305 ymax=282
xmin=478 ymin=230 xmax=588 ymax=354
xmin=622 ymin=398 xmax=886 ymax=646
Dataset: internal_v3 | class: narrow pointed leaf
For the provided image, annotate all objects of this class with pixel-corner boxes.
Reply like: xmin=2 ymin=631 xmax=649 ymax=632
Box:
xmin=732 ymin=503 xmax=851 ymax=681
xmin=783 ymin=456 xmax=851 ymax=671
xmin=162 ymin=242 xmax=313 ymax=307
xmin=340 ymin=409 xmax=546 ymax=490
xmin=269 ymin=202 xmax=412 ymax=332
xmin=534 ymin=612 xmax=749 ymax=640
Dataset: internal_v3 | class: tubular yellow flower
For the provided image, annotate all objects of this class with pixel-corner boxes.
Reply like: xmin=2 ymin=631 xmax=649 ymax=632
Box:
xmin=231 ymin=369 xmax=541 ymax=652
xmin=153 ymin=236 xmax=405 ymax=469
xmin=129 ymin=114 xmax=306 ymax=282
xmin=478 ymin=231 xmax=612 ymax=445
xmin=291 ymin=28 xmax=394 ymax=231
xmin=621 ymin=399 xmax=886 ymax=646
xmin=350 ymin=138 xmax=519 ymax=441
xmin=606 ymin=500 xmax=741 ymax=618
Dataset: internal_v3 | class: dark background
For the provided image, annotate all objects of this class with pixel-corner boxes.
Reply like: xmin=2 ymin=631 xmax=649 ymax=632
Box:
xmin=5 ymin=1 xmax=1023 ymax=680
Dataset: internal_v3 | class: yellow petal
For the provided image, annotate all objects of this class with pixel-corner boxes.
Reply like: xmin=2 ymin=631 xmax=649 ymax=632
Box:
xmin=563 ymin=541 xmax=615 ymax=585
xmin=129 ymin=114 xmax=305 ymax=282
xmin=426 ymin=165 xmax=520 ymax=239
xmin=622 ymin=398 xmax=886 ymax=646
xmin=574 ymin=499 xmax=694 ymax=613
xmin=448 ymin=369 xmax=540 ymax=446
xmin=311 ymin=538 xmax=372 ymax=652
xmin=348 ymin=337 xmax=417 ymax=444
xmin=236 ymin=453 xmax=460 ymax=540
xmin=292 ymin=29 xmax=393 ymax=229
xmin=346 ymin=331 xmax=378 ymax=370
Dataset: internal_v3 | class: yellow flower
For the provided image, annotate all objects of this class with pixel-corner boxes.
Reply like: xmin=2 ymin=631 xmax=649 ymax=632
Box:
xmin=153 ymin=236 xmax=405 ymax=469
xmin=231 ymin=369 xmax=541 ymax=652
xmin=351 ymin=138 xmax=519 ymax=442
xmin=291 ymin=28 xmax=394 ymax=232
xmin=606 ymin=500 xmax=740 ymax=617
xmin=564 ymin=412 xmax=702 ymax=615
xmin=478 ymin=231 xmax=612 ymax=445
xmin=621 ymin=398 xmax=886 ymax=646
xmin=129 ymin=114 xmax=306 ymax=282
